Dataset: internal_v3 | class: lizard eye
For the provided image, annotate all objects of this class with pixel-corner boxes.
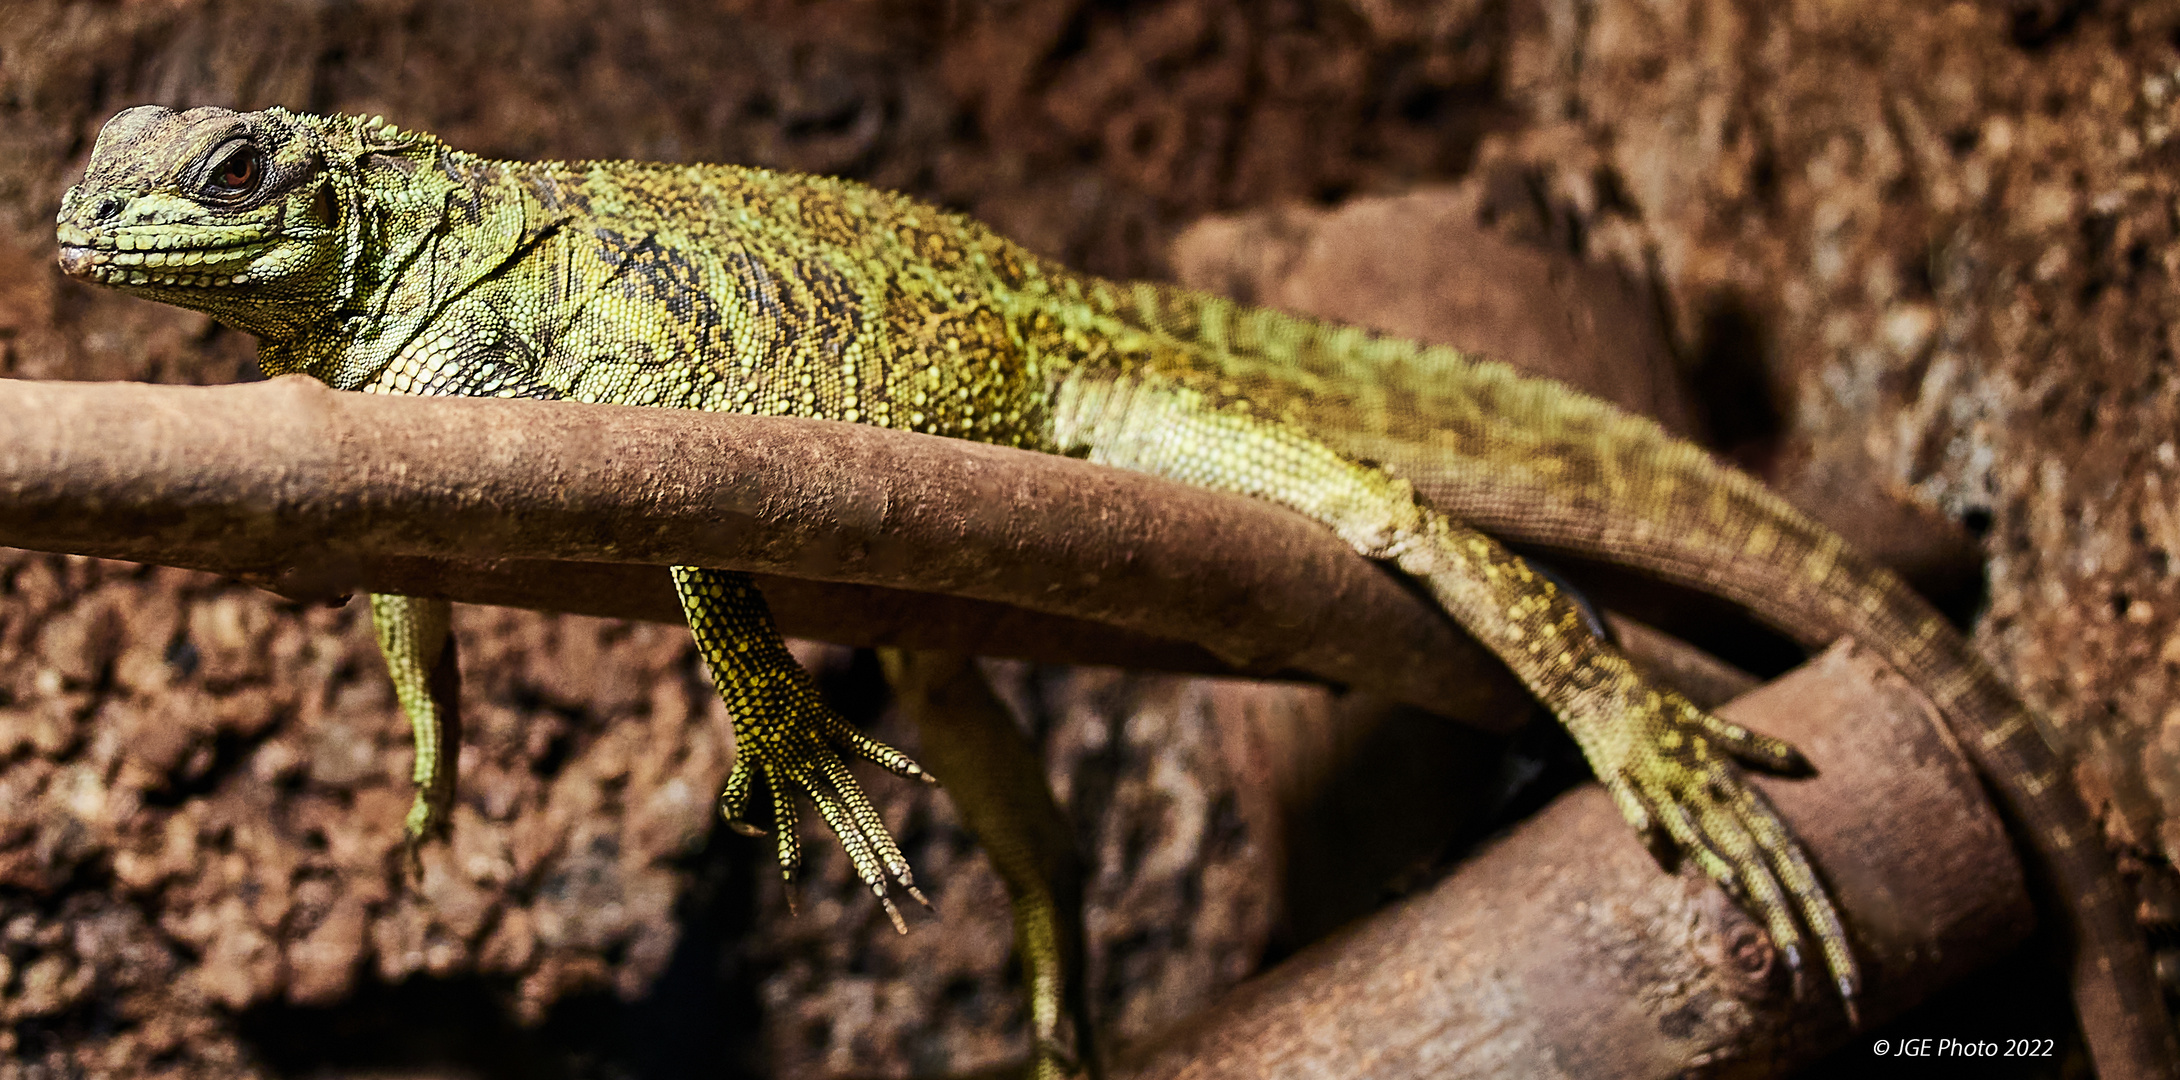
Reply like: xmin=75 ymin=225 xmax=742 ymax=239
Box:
xmin=201 ymin=143 xmax=263 ymax=203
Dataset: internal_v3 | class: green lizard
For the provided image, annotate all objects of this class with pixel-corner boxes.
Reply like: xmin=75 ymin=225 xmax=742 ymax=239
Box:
xmin=53 ymin=105 xmax=2176 ymax=1079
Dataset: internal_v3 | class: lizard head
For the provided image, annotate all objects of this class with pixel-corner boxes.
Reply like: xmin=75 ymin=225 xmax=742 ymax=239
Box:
xmin=57 ymin=105 xmax=366 ymax=339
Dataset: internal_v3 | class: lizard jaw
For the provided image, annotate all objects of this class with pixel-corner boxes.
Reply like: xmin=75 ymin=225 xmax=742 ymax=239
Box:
xmin=57 ymin=245 xmax=261 ymax=289
xmin=57 ymin=225 xmax=277 ymax=290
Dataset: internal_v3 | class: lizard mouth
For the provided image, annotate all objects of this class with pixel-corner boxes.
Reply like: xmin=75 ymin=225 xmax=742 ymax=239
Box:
xmin=56 ymin=224 xmax=274 ymax=288
xmin=55 ymin=245 xmax=100 ymax=279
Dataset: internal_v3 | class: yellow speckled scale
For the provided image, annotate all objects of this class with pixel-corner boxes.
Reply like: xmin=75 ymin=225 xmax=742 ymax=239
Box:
xmin=883 ymin=649 xmax=1091 ymax=1079
xmin=58 ymin=104 xmax=2176 ymax=1079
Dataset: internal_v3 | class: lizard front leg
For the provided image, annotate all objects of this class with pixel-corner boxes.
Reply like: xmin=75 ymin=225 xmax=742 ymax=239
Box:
xmin=672 ymin=566 xmax=936 ymax=929
xmin=368 ymin=593 xmax=463 ymax=873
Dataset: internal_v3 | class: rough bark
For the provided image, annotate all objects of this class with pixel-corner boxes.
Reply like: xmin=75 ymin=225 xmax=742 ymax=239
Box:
xmin=1120 ymin=640 xmax=2034 ymax=1079
xmin=0 ymin=374 xmax=1526 ymax=729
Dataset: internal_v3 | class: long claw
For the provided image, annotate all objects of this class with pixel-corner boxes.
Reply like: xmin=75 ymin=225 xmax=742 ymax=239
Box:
xmin=1681 ymin=698 xmax=1811 ymax=776
xmin=821 ymin=757 xmax=921 ymax=893
xmin=808 ymin=780 xmax=895 ymax=911
xmin=1838 ymin=976 xmax=1862 ymax=1027
xmin=825 ymin=712 xmax=930 ymax=782
xmin=1712 ymin=808 xmax=1805 ymax=993
xmin=1734 ymin=778 xmax=1858 ymax=1006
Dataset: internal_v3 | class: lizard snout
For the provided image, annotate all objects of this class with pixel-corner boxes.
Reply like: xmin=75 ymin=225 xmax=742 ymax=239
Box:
xmin=56 ymin=243 xmax=99 ymax=278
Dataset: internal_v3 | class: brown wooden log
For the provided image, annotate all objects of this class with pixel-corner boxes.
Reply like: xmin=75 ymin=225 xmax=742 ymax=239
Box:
xmin=1119 ymin=640 xmax=2033 ymax=1079
xmin=0 ymin=375 xmax=1529 ymax=728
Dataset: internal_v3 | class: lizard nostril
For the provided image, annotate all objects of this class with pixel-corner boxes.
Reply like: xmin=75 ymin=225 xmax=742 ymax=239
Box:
xmin=92 ymin=196 xmax=124 ymax=223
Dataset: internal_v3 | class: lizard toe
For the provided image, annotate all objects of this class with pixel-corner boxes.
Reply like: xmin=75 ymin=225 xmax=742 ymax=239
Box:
xmin=1675 ymin=696 xmax=1812 ymax=776
xmin=719 ymin=756 xmax=767 ymax=835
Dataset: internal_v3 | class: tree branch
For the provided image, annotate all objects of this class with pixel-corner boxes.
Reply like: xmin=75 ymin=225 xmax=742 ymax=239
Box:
xmin=0 ymin=375 xmax=1530 ymax=728
xmin=1121 ymin=639 xmax=2033 ymax=1077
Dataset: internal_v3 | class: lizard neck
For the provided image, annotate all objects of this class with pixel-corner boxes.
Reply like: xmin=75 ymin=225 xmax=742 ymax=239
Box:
xmin=261 ymin=146 xmax=548 ymax=391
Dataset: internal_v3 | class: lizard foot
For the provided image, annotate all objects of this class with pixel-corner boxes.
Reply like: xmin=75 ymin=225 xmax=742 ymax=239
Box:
xmin=1569 ymin=663 xmax=1861 ymax=1023
xmin=718 ymin=698 xmax=938 ymax=932
xmin=674 ymin=565 xmax=939 ymax=930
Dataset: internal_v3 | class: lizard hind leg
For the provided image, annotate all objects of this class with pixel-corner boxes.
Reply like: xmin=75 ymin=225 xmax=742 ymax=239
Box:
xmin=1051 ymin=371 xmax=1858 ymax=1019
xmin=672 ymin=566 xmax=937 ymax=929
xmin=1393 ymin=513 xmax=1862 ymax=1018
xmin=880 ymin=649 xmax=1096 ymax=1080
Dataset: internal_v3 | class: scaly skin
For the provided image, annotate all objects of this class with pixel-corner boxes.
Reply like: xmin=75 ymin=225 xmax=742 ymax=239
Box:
xmin=55 ymin=105 xmax=2176 ymax=1078
xmin=367 ymin=593 xmax=459 ymax=854
xmin=883 ymin=649 xmax=1093 ymax=1080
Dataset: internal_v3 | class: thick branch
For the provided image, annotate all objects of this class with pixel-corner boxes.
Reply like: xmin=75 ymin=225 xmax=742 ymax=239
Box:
xmin=0 ymin=376 xmax=1529 ymax=727
xmin=1120 ymin=640 xmax=2033 ymax=1078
